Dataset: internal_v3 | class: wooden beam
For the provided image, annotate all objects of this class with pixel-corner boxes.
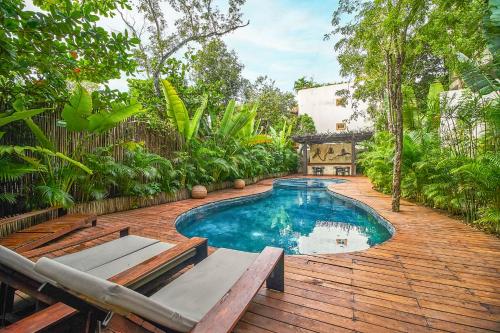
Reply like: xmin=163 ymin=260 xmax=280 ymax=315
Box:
xmin=111 ymin=237 xmax=207 ymax=287
xmin=0 ymin=303 xmax=75 ymax=333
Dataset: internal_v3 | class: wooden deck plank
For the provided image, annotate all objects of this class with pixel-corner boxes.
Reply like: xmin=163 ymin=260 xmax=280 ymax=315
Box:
xmin=4 ymin=176 xmax=499 ymax=333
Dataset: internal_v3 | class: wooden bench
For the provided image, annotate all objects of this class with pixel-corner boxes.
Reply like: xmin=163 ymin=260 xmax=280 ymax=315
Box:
xmin=0 ymin=208 xmax=61 ymax=238
xmin=0 ymin=214 xmax=97 ymax=253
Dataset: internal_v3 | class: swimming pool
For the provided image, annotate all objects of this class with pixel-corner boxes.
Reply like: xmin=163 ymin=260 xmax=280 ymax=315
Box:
xmin=176 ymin=178 xmax=394 ymax=254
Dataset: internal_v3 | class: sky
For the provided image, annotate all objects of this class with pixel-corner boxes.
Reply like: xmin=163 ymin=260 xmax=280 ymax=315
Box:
xmin=100 ymin=0 xmax=344 ymax=93
xmin=221 ymin=0 xmax=342 ymax=92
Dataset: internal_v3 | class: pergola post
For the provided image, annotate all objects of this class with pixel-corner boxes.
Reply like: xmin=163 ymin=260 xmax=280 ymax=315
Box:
xmin=351 ymin=140 xmax=357 ymax=176
xmin=303 ymin=143 xmax=308 ymax=175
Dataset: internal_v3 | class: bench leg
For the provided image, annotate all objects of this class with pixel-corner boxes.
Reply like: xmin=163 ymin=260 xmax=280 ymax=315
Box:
xmin=193 ymin=239 xmax=208 ymax=265
xmin=0 ymin=283 xmax=15 ymax=326
xmin=266 ymin=251 xmax=284 ymax=292
xmin=119 ymin=227 xmax=130 ymax=238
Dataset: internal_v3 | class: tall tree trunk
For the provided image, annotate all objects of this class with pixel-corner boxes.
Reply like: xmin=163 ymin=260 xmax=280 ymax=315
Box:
xmin=391 ymin=53 xmax=404 ymax=212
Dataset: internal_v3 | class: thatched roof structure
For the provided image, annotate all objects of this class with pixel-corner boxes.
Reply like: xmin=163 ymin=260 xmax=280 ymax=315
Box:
xmin=292 ymin=131 xmax=373 ymax=144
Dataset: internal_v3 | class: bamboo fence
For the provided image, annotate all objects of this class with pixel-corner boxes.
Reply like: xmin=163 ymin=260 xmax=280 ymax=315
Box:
xmin=1 ymin=112 xmax=181 ymax=217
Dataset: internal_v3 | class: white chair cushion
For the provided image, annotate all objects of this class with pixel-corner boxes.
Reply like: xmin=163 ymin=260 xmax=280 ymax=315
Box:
xmin=85 ymin=242 xmax=174 ymax=279
xmin=55 ymin=235 xmax=160 ymax=272
xmin=0 ymin=246 xmax=47 ymax=283
xmin=34 ymin=257 xmax=196 ymax=332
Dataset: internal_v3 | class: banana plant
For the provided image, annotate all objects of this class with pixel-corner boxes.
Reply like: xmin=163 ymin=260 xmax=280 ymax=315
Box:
xmin=216 ymin=101 xmax=271 ymax=145
xmin=61 ymin=86 xmax=144 ymax=134
xmin=270 ymin=121 xmax=293 ymax=150
xmin=161 ymin=79 xmax=208 ymax=147
xmin=0 ymin=99 xmax=91 ymax=206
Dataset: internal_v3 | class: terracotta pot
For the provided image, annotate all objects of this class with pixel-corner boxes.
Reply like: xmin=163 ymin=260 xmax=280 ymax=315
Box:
xmin=191 ymin=185 xmax=207 ymax=199
xmin=234 ymin=179 xmax=245 ymax=189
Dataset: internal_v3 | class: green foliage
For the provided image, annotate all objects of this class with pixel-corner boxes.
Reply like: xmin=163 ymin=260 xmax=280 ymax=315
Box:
xmin=215 ymin=101 xmax=269 ymax=145
xmin=361 ymin=92 xmax=500 ymax=235
xmin=0 ymin=156 xmax=42 ymax=182
xmin=457 ymin=53 xmax=500 ymax=97
xmin=452 ymin=1 xmax=499 ymax=97
xmin=161 ymin=79 xmax=207 ymax=146
xmin=0 ymin=0 xmax=138 ymax=107
xmin=402 ymin=86 xmax=418 ymax=130
xmin=293 ymin=77 xmax=319 ymax=92
xmin=244 ymin=76 xmax=297 ymax=131
xmin=425 ymin=81 xmax=444 ymax=131
xmin=292 ymin=114 xmax=316 ymax=135
xmin=0 ymin=104 xmax=48 ymax=127
xmin=484 ymin=0 xmax=500 ymax=59
xmin=189 ymin=39 xmax=246 ymax=117
xmin=62 ymin=87 xmax=93 ymax=131
xmin=61 ymin=86 xmax=143 ymax=134
xmin=359 ymin=132 xmax=394 ymax=194
xmin=77 ymin=143 xmax=180 ymax=200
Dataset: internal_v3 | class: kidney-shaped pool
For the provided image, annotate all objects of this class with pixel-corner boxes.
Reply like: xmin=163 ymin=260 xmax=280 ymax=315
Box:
xmin=176 ymin=178 xmax=394 ymax=254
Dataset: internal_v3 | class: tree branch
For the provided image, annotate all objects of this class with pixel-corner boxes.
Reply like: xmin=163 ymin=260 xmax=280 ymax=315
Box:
xmin=152 ymin=20 xmax=249 ymax=95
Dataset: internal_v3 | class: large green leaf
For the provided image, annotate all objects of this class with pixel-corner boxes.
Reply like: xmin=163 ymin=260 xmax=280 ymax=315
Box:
xmin=217 ymin=102 xmax=258 ymax=141
xmin=0 ymin=108 xmax=47 ymax=127
xmin=161 ymin=79 xmax=189 ymax=136
xmin=458 ymin=54 xmax=500 ymax=96
xmin=61 ymin=86 xmax=92 ymax=131
xmin=228 ymin=110 xmax=256 ymax=139
xmin=186 ymin=95 xmax=207 ymax=143
xmin=218 ymin=100 xmax=235 ymax=136
xmin=0 ymin=145 xmax=92 ymax=174
xmin=88 ymin=102 xmax=143 ymax=134
xmin=23 ymin=118 xmax=55 ymax=151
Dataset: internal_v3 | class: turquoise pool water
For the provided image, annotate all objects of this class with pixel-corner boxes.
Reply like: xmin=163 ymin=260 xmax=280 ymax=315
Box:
xmin=176 ymin=178 xmax=393 ymax=254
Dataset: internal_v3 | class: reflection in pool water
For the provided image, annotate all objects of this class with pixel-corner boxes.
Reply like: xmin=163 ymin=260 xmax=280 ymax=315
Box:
xmin=176 ymin=179 xmax=393 ymax=254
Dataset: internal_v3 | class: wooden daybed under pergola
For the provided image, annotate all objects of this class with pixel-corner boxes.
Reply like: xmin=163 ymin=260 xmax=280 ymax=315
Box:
xmin=292 ymin=131 xmax=373 ymax=176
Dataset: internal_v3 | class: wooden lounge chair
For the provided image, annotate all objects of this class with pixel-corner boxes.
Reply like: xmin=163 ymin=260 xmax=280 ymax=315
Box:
xmin=0 ymin=213 xmax=97 ymax=253
xmin=33 ymin=246 xmax=284 ymax=333
xmin=0 ymin=229 xmax=207 ymax=332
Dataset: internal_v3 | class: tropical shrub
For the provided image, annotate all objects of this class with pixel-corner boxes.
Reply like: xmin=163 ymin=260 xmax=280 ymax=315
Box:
xmin=77 ymin=143 xmax=180 ymax=200
xmin=361 ymin=92 xmax=500 ymax=234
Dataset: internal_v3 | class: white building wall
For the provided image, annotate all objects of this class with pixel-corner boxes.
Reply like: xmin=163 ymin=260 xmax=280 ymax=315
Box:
xmin=439 ymin=89 xmax=497 ymax=145
xmin=297 ymin=83 xmax=373 ymax=133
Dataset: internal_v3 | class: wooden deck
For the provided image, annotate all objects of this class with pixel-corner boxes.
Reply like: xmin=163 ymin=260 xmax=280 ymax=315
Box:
xmin=0 ymin=214 xmax=96 ymax=252
xmin=28 ymin=176 xmax=500 ymax=332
